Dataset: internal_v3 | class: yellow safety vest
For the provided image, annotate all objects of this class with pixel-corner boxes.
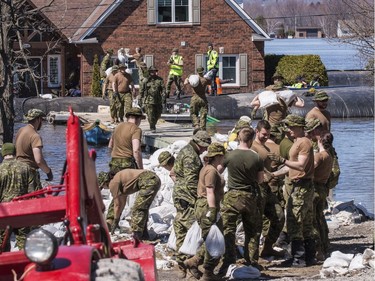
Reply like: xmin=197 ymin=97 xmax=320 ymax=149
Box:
xmin=207 ymin=50 xmax=219 ymax=70
xmin=169 ymin=55 xmax=183 ymax=76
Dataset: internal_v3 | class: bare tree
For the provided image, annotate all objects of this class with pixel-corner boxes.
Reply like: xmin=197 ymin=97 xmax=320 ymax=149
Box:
xmin=0 ymin=0 xmax=62 ymax=144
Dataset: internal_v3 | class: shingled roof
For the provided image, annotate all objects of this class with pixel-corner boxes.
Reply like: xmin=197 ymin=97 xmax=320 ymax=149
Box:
xmin=29 ymin=0 xmax=119 ymax=41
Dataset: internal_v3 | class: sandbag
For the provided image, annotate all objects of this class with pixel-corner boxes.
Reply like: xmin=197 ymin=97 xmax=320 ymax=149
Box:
xmin=188 ymin=75 xmax=200 ymax=87
xmin=179 ymin=221 xmax=203 ymax=256
xmin=226 ymin=264 xmax=261 ymax=280
xmin=167 ymin=227 xmax=177 ymax=250
xmin=204 ymin=70 xmax=214 ymax=80
xmin=205 ymin=224 xmax=225 ymax=258
xmin=278 ymin=89 xmax=297 ymax=106
xmin=258 ymin=91 xmax=278 ymax=109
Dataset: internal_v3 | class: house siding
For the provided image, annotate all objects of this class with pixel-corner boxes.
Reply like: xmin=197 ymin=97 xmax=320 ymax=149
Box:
xmin=80 ymin=0 xmax=265 ymax=95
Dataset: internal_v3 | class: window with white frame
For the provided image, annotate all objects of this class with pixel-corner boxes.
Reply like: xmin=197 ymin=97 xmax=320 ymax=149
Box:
xmin=157 ymin=0 xmax=190 ymax=23
xmin=47 ymin=55 xmax=61 ymax=87
xmin=205 ymin=54 xmax=239 ymax=86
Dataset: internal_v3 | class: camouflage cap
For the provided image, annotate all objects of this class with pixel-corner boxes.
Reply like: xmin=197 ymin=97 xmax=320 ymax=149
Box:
xmin=270 ymin=124 xmax=283 ymax=137
xmin=148 ymin=65 xmax=158 ymax=72
xmin=282 ymin=114 xmax=305 ymax=127
xmin=158 ymin=151 xmax=173 ymax=166
xmin=234 ymin=119 xmax=251 ymax=133
xmin=125 ymin=107 xmax=146 ymax=119
xmin=313 ymin=91 xmax=330 ymax=101
xmin=305 ymin=118 xmax=321 ymax=133
xmin=1 ymin=143 xmax=15 ymax=157
xmin=111 ymin=65 xmax=119 ymax=72
xmin=25 ymin=109 xmax=46 ymax=121
xmin=270 ymin=81 xmax=286 ymax=91
xmin=272 ymin=73 xmax=283 ymax=80
xmin=308 ymin=87 xmax=317 ymax=94
xmin=192 ymin=130 xmax=212 ymax=147
xmin=206 ymin=142 xmax=225 ymax=158
xmin=197 ymin=66 xmax=205 ymax=73
xmin=172 ymin=48 xmax=179 ymax=53
xmin=97 ymin=171 xmax=109 ymax=188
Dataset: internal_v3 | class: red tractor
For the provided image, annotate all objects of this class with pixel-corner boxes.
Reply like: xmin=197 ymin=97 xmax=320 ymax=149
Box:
xmin=0 ymin=109 xmax=157 ymax=280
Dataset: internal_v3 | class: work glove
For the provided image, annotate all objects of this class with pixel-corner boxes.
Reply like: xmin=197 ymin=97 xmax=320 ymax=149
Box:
xmin=267 ymin=153 xmax=286 ymax=165
xmin=205 ymin=207 xmax=217 ymax=225
xmin=46 ymin=169 xmax=53 ymax=181
xmin=110 ymin=218 xmax=120 ymax=235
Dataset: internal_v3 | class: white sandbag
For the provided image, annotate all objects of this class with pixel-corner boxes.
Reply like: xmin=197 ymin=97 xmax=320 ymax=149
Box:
xmin=214 ymin=133 xmax=228 ymax=143
xmin=204 ymin=70 xmax=214 ymax=80
xmin=149 ymin=204 xmax=176 ymax=224
xmin=322 ymin=257 xmax=350 ymax=268
xmin=227 ymin=141 xmax=238 ymax=151
xmin=105 ymin=67 xmax=113 ymax=77
xmin=349 ymin=254 xmax=366 ymax=270
xmin=188 ymin=75 xmax=200 ymax=87
xmin=363 ymin=248 xmax=375 ymax=267
xmin=179 ymin=221 xmax=203 ymax=256
xmin=167 ymin=227 xmax=177 ymax=250
xmin=258 ymin=91 xmax=279 ymax=109
xmin=205 ymin=224 xmax=225 ymax=258
xmin=226 ymin=264 xmax=261 ymax=280
xmin=331 ymin=251 xmax=354 ymax=263
xmin=278 ymin=89 xmax=297 ymax=106
xmin=149 ymin=222 xmax=169 ymax=234
xmin=168 ymin=140 xmax=188 ymax=155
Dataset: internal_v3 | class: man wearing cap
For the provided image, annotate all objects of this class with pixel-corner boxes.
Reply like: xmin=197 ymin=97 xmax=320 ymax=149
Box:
xmin=140 ymin=66 xmax=166 ymax=132
xmin=219 ymin=127 xmax=264 ymax=274
xmin=184 ymin=143 xmax=225 ymax=280
xmin=265 ymin=73 xmax=284 ymax=90
xmin=100 ymin=168 xmax=161 ymax=242
xmin=173 ymin=130 xmax=211 ymax=278
xmin=103 ymin=65 xmax=120 ymax=123
xmin=113 ymin=63 xmax=136 ymax=121
xmin=106 ymin=107 xmax=146 ymax=228
xmin=251 ymin=120 xmax=285 ymax=258
xmin=207 ymin=43 xmax=219 ymax=96
xmin=166 ymin=48 xmax=184 ymax=99
xmin=184 ymin=66 xmax=211 ymax=133
xmin=15 ymin=109 xmax=53 ymax=189
xmin=0 ymin=143 xmax=35 ymax=251
xmin=158 ymin=151 xmax=176 ymax=182
xmin=268 ymin=114 xmax=315 ymax=267
xmin=305 ymin=91 xmax=331 ymax=132
xmin=100 ymin=48 xmax=114 ymax=79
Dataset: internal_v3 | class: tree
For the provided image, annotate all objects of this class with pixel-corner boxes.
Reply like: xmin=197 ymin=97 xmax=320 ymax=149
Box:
xmin=91 ymin=55 xmax=101 ymax=97
xmin=0 ymin=0 xmax=62 ymax=145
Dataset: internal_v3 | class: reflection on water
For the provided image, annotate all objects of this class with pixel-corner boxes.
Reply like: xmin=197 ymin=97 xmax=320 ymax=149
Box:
xmin=14 ymin=118 xmax=374 ymax=213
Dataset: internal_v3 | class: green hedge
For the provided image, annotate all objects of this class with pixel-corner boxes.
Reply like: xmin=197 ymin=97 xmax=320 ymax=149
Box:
xmin=265 ymin=54 xmax=328 ymax=87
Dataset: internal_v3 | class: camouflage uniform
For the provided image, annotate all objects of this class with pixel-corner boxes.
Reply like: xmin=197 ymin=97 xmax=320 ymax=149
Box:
xmin=189 ymin=71 xmax=210 ymax=131
xmin=100 ymin=50 xmax=113 ymax=79
xmin=140 ymin=66 xmax=165 ymax=131
xmin=0 ymin=156 xmax=38 ymax=250
xmin=102 ymin=65 xmax=119 ymax=122
xmin=173 ymin=131 xmax=211 ymax=271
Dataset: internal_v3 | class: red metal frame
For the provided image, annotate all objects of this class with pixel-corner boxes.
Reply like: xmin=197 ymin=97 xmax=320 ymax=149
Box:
xmin=0 ymin=108 xmax=157 ymax=281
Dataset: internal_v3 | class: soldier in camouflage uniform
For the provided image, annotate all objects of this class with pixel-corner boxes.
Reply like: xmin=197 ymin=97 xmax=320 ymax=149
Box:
xmin=184 ymin=143 xmax=225 ymax=281
xmin=173 ymin=130 xmax=211 ymax=278
xmin=268 ymin=115 xmax=315 ymax=267
xmin=102 ymin=65 xmax=120 ymax=123
xmin=219 ymin=127 xmax=264 ymax=275
xmin=184 ymin=66 xmax=211 ymax=133
xmin=100 ymin=169 xmax=160 ymax=243
xmin=0 ymin=143 xmax=36 ymax=251
xmin=100 ymin=48 xmax=113 ymax=79
xmin=15 ymin=109 xmax=53 ymax=189
xmin=140 ymin=66 xmax=165 ymax=132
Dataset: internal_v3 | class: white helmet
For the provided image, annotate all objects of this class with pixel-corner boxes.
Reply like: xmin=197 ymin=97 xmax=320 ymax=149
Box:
xmin=188 ymin=75 xmax=200 ymax=87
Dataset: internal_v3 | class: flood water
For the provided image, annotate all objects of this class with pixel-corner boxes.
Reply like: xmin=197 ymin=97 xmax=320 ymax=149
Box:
xmin=265 ymin=38 xmax=366 ymax=71
xmin=14 ymin=118 xmax=374 ymax=213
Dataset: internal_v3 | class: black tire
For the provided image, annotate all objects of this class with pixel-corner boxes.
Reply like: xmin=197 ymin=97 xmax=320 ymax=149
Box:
xmin=91 ymin=258 xmax=145 ymax=281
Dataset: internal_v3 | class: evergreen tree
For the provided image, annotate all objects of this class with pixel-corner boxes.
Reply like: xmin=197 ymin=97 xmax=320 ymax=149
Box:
xmin=91 ymin=54 xmax=101 ymax=97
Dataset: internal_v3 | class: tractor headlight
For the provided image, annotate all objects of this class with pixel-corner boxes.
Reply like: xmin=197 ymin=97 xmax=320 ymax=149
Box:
xmin=24 ymin=229 xmax=58 ymax=264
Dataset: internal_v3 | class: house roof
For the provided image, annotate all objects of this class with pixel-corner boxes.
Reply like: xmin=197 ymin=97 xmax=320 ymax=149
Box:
xmin=225 ymin=0 xmax=271 ymax=41
xmin=29 ymin=0 xmax=112 ymax=41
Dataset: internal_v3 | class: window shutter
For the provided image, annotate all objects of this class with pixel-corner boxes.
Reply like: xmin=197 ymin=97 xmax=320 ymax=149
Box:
xmin=239 ymin=53 xmax=248 ymax=86
xmin=192 ymin=0 xmax=200 ymax=24
xmin=147 ymin=0 xmax=156 ymax=25
xmin=195 ymin=54 xmax=204 ymax=70
xmin=144 ymin=54 xmax=154 ymax=67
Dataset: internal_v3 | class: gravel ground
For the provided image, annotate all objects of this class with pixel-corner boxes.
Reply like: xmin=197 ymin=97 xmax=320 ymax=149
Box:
xmin=157 ymin=220 xmax=374 ymax=281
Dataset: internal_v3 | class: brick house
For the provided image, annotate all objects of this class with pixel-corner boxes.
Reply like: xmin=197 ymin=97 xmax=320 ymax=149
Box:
xmin=29 ymin=0 xmax=270 ymax=96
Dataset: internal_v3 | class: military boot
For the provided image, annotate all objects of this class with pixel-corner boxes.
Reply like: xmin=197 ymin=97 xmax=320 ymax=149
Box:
xmin=260 ymin=238 xmax=285 ymax=258
xmin=291 ymin=240 xmax=306 ymax=268
xmin=201 ymin=269 xmax=221 ymax=281
xmin=304 ymin=239 xmax=317 ymax=266
xmin=184 ymin=255 xmax=203 ymax=279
